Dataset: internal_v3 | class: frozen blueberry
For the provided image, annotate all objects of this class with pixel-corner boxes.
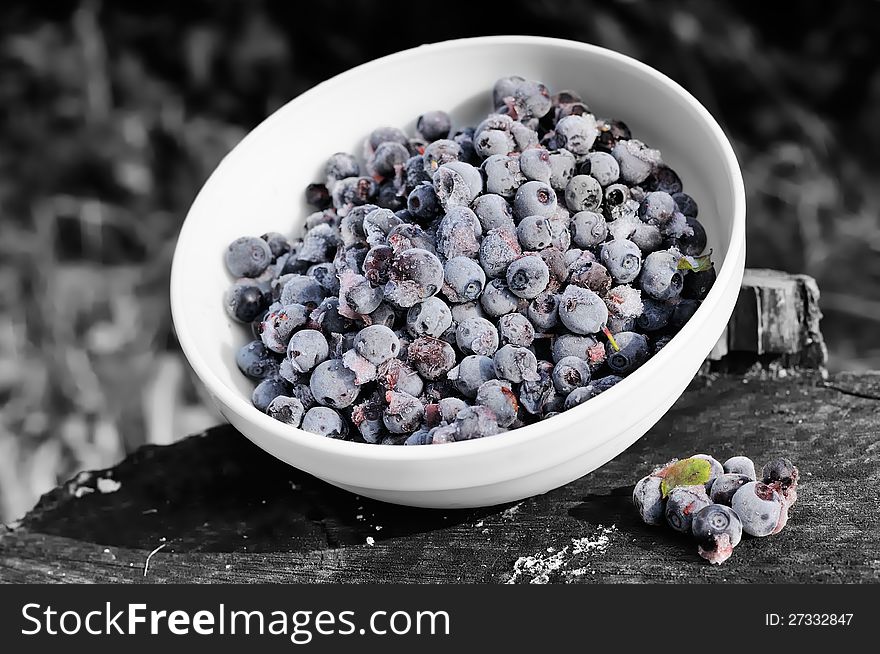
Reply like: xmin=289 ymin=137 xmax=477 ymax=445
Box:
xmin=731 ymin=481 xmax=787 ymax=537
xmin=520 ymin=360 xmax=560 ymax=416
xmin=225 ymin=280 xmax=270 ymax=324
xmin=558 ymin=286 xmax=608 ymax=335
xmin=515 ymin=215 xmax=553 ymax=251
xmin=682 ymin=265 xmax=716 ymax=301
xmin=339 ymin=271 xmax=383 ymax=316
xmin=286 ymin=329 xmax=329 ymax=373
xmin=762 ymin=457 xmax=799 ymax=493
xmin=665 ymin=485 xmax=711 ymax=534
xmin=324 ymin=152 xmax=360 ymax=189
xmin=636 ymin=298 xmax=675 ymax=332
xmin=552 ymin=334 xmax=604 ymax=369
xmin=600 ymin=239 xmax=642 ymax=284
xmin=611 ymin=139 xmax=662 ymax=185
xmin=310 ymin=359 xmax=360 ymax=409
xmin=404 ymin=429 xmax=433 ymax=446
xmin=367 ymin=141 xmax=409 ymax=179
xmin=280 ymin=274 xmax=325 ymax=306
xmin=563 ymin=386 xmax=592 ymax=409
xmin=384 ymin=248 xmax=444 ymax=308
xmin=604 ymin=285 xmax=643 ymax=330
xmin=692 ymin=504 xmax=742 ymax=565
xmin=564 ymin=175 xmax=603 ymax=213
xmin=498 ymin=312 xmax=535 ymax=347
xmin=723 ymin=455 xmax=757 ymax=480
xmin=226 ymin=236 xmax=273 ymax=278
xmin=475 ymin=380 xmax=518 ymax=427
xmin=593 ymin=118 xmax=631 ymax=152
xmin=331 ymin=176 xmax=378 ymax=214
xmin=551 ymin=356 xmax=592 ymax=394
xmin=672 ymin=192 xmax=699 ymax=218
xmin=554 ymin=114 xmax=598 ymax=155
xmin=479 ymin=228 xmax=522 ymax=278
xmin=547 ymin=215 xmax=571 ymax=252
xmin=528 ymin=292 xmax=559 ymax=330
xmin=638 ymin=191 xmax=677 ymax=228
xmin=709 ymin=473 xmax=752 ymax=506
xmin=668 ymin=298 xmax=700 ymax=331
xmin=366 ymin=126 xmax=409 ymax=154
xmin=450 ymin=301 xmax=486 ymax=324
xmin=646 ymin=164 xmax=683 ymax=195
xmin=472 ymin=194 xmax=516 ymax=233
xmin=432 ymin=163 xmax=476 ymax=214
xmin=376 ymin=358 xmax=424 ymax=398
xmin=261 ymin=232 xmax=292 ymax=260
xmin=506 ymin=254 xmax=550 ymax=299
xmin=417 ymin=110 xmax=452 ymax=142
xmin=407 ymin=336 xmax=456 ymax=380
xmin=436 ymin=206 xmax=482 ymax=260
xmin=267 ymin=396 xmax=305 ymax=427
xmin=606 ymin=331 xmax=649 ymax=375
xmin=438 ymin=397 xmax=468 ymax=423
xmin=448 ymin=354 xmax=497 ymax=398
xmin=675 ymin=217 xmax=707 ymax=256
xmin=443 ymin=256 xmax=487 ymax=303
xmin=519 ymin=148 xmax=552 ymax=183
xmin=236 ymin=340 xmax=280 ymax=381
xmin=513 ymin=181 xmax=557 ymax=220
xmin=633 ymin=475 xmax=665 ymax=526
xmin=511 ymin=79 xmax=552 ymax=119
xmin=354 ymin=324 xmax=400 ymax=365
xmin=301 ymin=406 xmax=348 ymax=439
xmin=570 ymin=211 xmax=608 ymax=248
xmin=454 ymin=405 xmax=502 ymax=440
xmin=547 ymin=149 xmax=577 ymax=190
xmin=456 ymin=317 xmax=499 ymax=356
xmin=406 ymin=296 xmax=453 ymax=338
xmin=581 ymin=151 xmax=620 ymax=186
xmin=474 ymin=129 xmax=515 ymax=158
xmin=404 ymin=154 xmax=431 ymax=191
xmin=480 ymin=279 xmax=524 ymax=318
xmin=629 ymin=222 xmax=664 ymax=253
xmin=362 ymin=208 xmax=402 ymax=247
xmin=259 ymin=304 xmax=310 ymax=353
xmin=482 ymin=154 xmax=526 ymax=199
xmin=383 ymin=391 xmax=425 ymax=434
xmin=568 ymin=258 xmax=612 ymax=295
xmin=422 ymin=139 xmax=462 ymax=174
xmin=252 ymin=376 xmax=291 ymax=413
xmin=407 ymin=183 xmax=440 ymax=221
xmin=493 ymin=344 xmax=540 ymax=383
xmin=493 ymin=75 xmax=526 ymax=109
xmin=308 ymin=262 xmax=340 ymax=294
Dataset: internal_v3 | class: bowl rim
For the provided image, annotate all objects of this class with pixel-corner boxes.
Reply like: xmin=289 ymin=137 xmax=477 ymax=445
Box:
xmin=170 ymin=34 xmax=746 ymax=463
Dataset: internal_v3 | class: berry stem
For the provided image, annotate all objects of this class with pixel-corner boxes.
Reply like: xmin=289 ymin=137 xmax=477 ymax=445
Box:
xmin=602 ymin=325 xmax=620 ymax=352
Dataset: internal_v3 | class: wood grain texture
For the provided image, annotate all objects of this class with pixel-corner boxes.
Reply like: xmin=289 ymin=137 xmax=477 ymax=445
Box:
xmin=2 ymin=372 xmax=878 ymax=584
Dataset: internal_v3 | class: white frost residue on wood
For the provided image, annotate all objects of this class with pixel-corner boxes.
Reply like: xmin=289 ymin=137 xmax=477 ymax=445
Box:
xmin=96 ymin=477 xmax=121 ymax=494
xmin=507 ymin=525 xmax=617 ymax=584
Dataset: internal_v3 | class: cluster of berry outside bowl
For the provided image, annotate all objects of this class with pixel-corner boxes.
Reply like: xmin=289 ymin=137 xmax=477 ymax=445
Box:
xmin=223 ymin=75 xmax=718 ymax=446
xmin=171 ymin=36 xmax=746 ymax=508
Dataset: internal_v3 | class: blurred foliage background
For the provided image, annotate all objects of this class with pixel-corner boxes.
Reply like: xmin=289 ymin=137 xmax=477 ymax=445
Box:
xmin=1 ymin=0 xmax=878 ymax=522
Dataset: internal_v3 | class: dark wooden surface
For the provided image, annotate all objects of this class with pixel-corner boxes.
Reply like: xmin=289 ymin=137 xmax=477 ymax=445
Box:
xmin=2 ymin=371 xmax=878 ymax=584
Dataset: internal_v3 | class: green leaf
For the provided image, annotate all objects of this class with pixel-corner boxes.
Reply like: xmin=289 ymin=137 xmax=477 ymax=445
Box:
xmin=677 ymin=251 xmax=714 ymax=272
xmin=659 ymin=458 xmax=711 ymax=497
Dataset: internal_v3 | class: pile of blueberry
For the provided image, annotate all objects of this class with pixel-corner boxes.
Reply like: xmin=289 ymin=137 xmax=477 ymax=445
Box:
xmin=223 ymin=75 xmax=716 ymax=444
xmin=633 ymin=455 xmax=800 ymax=564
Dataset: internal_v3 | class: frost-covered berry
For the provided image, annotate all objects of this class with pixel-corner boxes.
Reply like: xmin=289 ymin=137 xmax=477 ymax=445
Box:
xmin=383 ymin=391 xmax=425 ymax=434
xmin=407 ymin=336 xmax=456 ymax=380
xmin=479 ymin=228 xmax=521 ymax=278
xmin=564 ymin=175 xmax=602 ymax=213
xmin=225 ymin=281 xmax=270 ymax=324
xmin=406 ymin=297 xmax=453 ymax=338
xmin=551 ymin=356 xmax=592 ymax=394
xmin=639 ymin=191 xmax=677 ymax=227
xmin=480 ymin=279 xmax=523 ymax=318
xmin=709 ymin=473 xmax=752 ymax=506
xmin=513 ymin=181 xmax=557 ymax=220
xmin=236 ymin=340 xmax=280 ymax=381
xmin=506 ymin=254 xmax=550 ymax=299
xmin=673 ymin=192 xmax=699 ymax=218
xmin=636 ymin=298 xmax=674 ymax=332
xmin=554 ymin=114 xmax=598 ymax=155
xmin=482 ymin=154 xmax=526 ymax=198
xmin=633 ymin=475 xmax=665 ymax=526
xmin=547 ymin=148 xmax=576 ymax=190
xmin=407 ymin=183 xmax=440 ymax=221
xmin=301 ymin=406 xmax=348 ymax=439
xmin=436 ymin=207 xmax=482 ymax=260
xmin=324 ymin=152 xmax=360 ymax=189
xmin=519 ymin=148 xmax=552 ymax=183
xmin=692 ymin=504 xmax=742 ymax=565
xmin=455 ymin=405 xmax=502 ymax=440
xmin=472 ymin=194 xmax=516 ymax=232
xmin=731 ymin=481 xmax=787 ymax=537
xmin=354 ymin=325 xmax=400 ymax=365
xmin=581 ymin=151 xmax=620 ymax=186
xmin=611 ymin=139 xmax=662 ymax=185
xmin=286 ymin=329 xmax=329 ymax=373
xmin=516 ymin=215 xmax=553 ymax=250
xmin=552 ymin=334 xmax=604 ymax=368
xmin=438 ymin=397 xmax=468 ymax=423
xmin=448 ymin=354 xmax=497 ymax=398
xmin=528 ymin=292 xmax=559 ymax=331
xmin=422 ymin=139 xmax=462 ymax=174
xmin=416 ymin=110 xmax=452 ymax=142
xmin=498 ymin=312 xmax=535 ymax=347
xmin=367 ymin=141 xmax=409 ymax=179
xmin=443 ymin=256 xmax=486 ymax=303
xmin=474 ymin=129 xmax=515 ymax=157
xmin=267 ymin=396 xmax=305 ymax=427
xmin=493 ymin=344 xmax=540 ymax=383
xmin=558 ymin=286 xmax=608 ymax=335
xmin=606 ymin=331 xmax=649 ymax=375
xmin=723 ymin=455 xmax=757 ymax=480
xmin=310 ymin=359 xmax=360 ymax=409
xmin=570 ymin=211 xmax=607 ymax=248
xmin=600 ymin=239 xmax=642 ymax=284
xmin=252 ymin=376 xmax=291 ymax=413
xmin=475 ymin=380 xmax=519 ymax=427
xmin=384 ymin=248 xmax=444 ymax=308
xmin=456 ymin=317 xmax=499 ymax=356
xmin=665 ymin=485 xmax=711 ymax=534
xmin=339 ymin=272 xmax=383 ymax=316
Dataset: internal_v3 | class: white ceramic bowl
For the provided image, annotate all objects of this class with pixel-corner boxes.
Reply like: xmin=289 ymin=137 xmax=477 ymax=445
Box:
xmin=171 ymin=36 xmax=745 ymax=509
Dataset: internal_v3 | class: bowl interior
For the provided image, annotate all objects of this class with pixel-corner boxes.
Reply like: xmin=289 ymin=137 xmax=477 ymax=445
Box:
xmin=172 ymin=36 xmax=740 ymax=441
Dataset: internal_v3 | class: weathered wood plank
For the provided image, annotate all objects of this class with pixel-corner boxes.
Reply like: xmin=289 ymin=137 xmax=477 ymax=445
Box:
xmin=2 ymin=372 xmax=878 ymax=584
